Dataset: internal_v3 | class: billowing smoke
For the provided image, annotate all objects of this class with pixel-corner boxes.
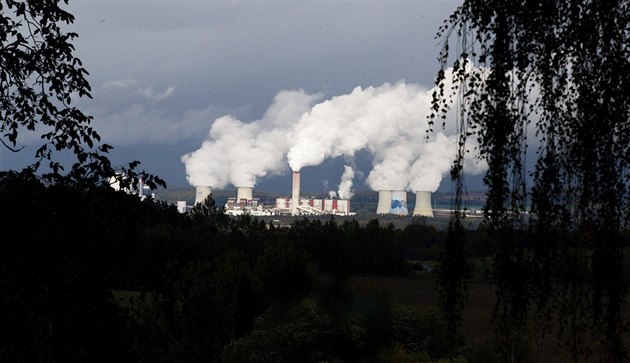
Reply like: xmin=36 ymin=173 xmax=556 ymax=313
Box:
xmin=408 ymin=133 xmax=456 ymax=192
xmin=182 ymin=90 xmax=320 ymax=188
xmin=287 ymin=82 xmax=430 ymax=171
xmin=366 ymin=141 xmax=416 ymax=191
xmin=337 ymin=165 xmax=355 ymax=200
xmin=183 ymin=73 xmax=487 ymax=193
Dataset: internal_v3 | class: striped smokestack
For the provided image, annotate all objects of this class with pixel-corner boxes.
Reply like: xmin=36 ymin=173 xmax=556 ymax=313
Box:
xmin=413 ymin=191 xmax=434 ymax=217
xmin=291 ymin=171 xmax=300 ymax=216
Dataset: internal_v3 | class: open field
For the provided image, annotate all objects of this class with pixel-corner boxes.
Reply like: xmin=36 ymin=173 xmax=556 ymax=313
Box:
xmin=339 ymin=275 xmax=630 ymax=361
xmin=337 ymin=276 xmax=495 ymax=345
xmin=115 ymin=273 xmax=629 ymax=361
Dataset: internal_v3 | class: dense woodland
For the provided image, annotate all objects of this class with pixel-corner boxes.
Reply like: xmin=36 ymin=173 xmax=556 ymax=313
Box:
xmin=2 ymin=172 xmax=628 ymax=362
xmin=1 ymin=171 xmax=485 ymax=362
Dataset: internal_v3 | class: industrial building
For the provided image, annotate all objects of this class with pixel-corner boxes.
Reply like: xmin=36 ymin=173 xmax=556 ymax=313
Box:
xmin=182 ymin=172 xmax=436 ymax=218
xmin=109 ymin=174 xmax=155 ymax=201
xmin=183 ymin=172 xmax=354 ymax=216
xmin=274 ymin=196 xmax=351 ymax=216
xmin=221 ymin=173 xmax=353 ymax=216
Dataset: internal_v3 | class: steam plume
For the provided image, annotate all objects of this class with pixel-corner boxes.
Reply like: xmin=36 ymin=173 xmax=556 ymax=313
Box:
xmin=182 ymin=90 xmax=319 ymax=188
xmin=287 ymin=82 xmax=430 ymax=171
xmin=337 ymin=165 xmax=355 ymax=199
xmin=183 ymin=73 xmax=487 ymax=193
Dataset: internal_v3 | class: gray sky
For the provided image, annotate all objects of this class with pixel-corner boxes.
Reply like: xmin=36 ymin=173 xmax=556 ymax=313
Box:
xmin=4 ymin=0 xmax=469 ymax=192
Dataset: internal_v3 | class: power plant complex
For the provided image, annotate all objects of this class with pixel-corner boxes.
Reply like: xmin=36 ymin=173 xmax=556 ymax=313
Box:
xmin=187 ymin=171 xmax=435 ymax=217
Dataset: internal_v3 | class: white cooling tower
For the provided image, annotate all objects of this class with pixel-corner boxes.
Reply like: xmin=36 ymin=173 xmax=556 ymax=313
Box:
xmin=390 ymin=190 xmax=408 ymax=215
xmin=413 ymin=191 xmax=434 ymax=217
xmin=194 ymin=186 xmax=212 ymax=205
xmin=237 ymin=187 xmax=253 ymax=202
xmin=292 ymin=171 xmax=300 ymax=216
xmin=177 ymin=201 xmax=187 ymax=214
xmin=376 ymin=190 xmax=393 ymax=214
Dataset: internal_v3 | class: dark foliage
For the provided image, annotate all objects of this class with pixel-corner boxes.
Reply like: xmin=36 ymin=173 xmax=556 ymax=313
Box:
xmin=433 ymin=1 xmax=629 ymax=361
xmin=1 ymin=172 xmax=468 ymax=361
xmin=0 ymin=0 xmax=164 ymax=189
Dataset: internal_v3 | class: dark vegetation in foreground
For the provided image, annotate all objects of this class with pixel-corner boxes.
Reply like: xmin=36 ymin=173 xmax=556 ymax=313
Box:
xmin=0 ymin=172 xmax=474 ymax=362
xmin=2 ymin=172 xmax=629 ymax=362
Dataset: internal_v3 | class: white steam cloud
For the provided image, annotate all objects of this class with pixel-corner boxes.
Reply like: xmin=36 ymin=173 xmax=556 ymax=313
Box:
xmin=182 ymin=73 xmax=487 ymax=193
xmin=337 ymin=165 xmax=355 ymax=200
xmin=181 ymin=90 xmax=320 ymax=188
xmin=287 ymin=82 xmax=426 ymax=171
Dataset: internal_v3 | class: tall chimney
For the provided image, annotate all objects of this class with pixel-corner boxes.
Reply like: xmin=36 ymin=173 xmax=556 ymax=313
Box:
xmin=138 ymin=178 xmax=144 ymax=196
xmin=194 ymin=186 xmax=212 ymax=205
xmin=292 ymin=171 xmax=300 ymax=216
xmin=413 ymin=191 xmax=434 ymax=217
xmin=390 ymin=190 xmax=408 ymax=215
xmin=376 ymin=190 xmax=392 ymax=214
xmin=237 ymin=187 xmax=253 ymax=202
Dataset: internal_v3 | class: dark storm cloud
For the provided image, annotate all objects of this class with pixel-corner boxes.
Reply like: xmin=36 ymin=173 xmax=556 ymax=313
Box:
xmin=36 ymin=1 xmax=462 ymax=186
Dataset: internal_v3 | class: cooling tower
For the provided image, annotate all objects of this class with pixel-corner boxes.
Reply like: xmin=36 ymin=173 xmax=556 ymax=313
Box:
xmin=390 ymin=190 xmax=408 ymax=215
xmin=194 ymin=186 xmax=212 ymax=205
xmin=237 ymin=187 xmax=253 ymax=202
xmin=376 ymin=190 xmax=392 ymax=214
xmin=176 ymin=201 xmax=187 ymax=214
xmin=413 ymin=191 xmax=434 ymax=217
xmin=292 ymin=171 xmax=300 ymax=216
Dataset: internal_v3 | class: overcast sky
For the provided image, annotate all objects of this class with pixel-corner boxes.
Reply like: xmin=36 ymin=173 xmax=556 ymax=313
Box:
xmin=3 ymin=0 xmax=473 ymax=192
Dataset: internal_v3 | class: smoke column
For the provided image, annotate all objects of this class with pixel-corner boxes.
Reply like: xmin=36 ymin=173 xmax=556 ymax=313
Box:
xmin=366 ymin=141 xmax=416 ymax=191
xmin=407 ymin=133 xmax=456 ymax=192
xmin=182 ymin=90 xmax=320 ymax=188
xmin=285 ymin=80 xmax=484 ymax=193
xmin=287 ymin=82 xmax=431 ymax=171
xmin=183 ymin=70 xmax=487 ymax=193
xmin=337 ymin=165 xmax=355 ymax=199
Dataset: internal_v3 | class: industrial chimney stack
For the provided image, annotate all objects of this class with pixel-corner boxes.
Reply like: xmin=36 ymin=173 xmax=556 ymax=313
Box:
xmin=195 ymin=186 xmax=212 ymax=205
xmin=291 ymin=171 xmax=300 ymax=216
xmin=413 ymin=191 xmax=434 ymax=217
xmin=376 ymin=190 xmax=392 ymax=214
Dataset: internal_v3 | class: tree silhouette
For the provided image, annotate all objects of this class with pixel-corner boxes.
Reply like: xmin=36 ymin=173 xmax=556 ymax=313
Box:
xmin=433 ymin=1 xmax=629 ymax=361
xmin=0 ymin=0 xmax=163 ymax=188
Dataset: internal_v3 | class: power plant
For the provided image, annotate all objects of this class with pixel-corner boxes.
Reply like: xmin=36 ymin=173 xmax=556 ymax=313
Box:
xmin=180 ymin=82 xmax=488 ymax=219
xmin=221 ymin=171 xmax=354 ymax=216
xmin=184 ymin=173 xmax=436 ymax=218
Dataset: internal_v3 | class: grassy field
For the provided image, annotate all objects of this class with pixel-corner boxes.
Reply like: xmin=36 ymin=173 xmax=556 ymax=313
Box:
xmin=338 ymin=275 xmax=495 ymax=345
xmin=115 ymin=273 xmax=629 ymax=361
xmin=338 ymin=275 xmax=565 ymax=360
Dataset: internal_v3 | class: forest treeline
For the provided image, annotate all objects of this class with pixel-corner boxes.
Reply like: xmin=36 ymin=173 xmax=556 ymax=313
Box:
xmin=2 ymin=172 xmax=629 ymax=363
xmin=1 ymin=171 xmax=497 ymax=362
